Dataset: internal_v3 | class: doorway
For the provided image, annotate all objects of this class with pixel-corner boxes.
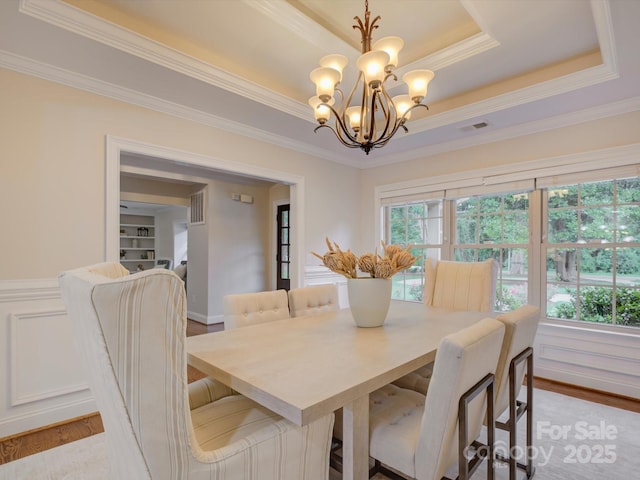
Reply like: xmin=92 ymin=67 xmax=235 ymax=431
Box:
xmin=106 ymin=136 xmax=305 ymax=290
xmin=276 ymin=204 xmax=291 ymax=291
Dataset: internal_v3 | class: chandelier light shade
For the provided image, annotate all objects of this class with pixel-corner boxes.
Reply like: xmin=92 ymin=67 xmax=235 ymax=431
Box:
xmin=309 ymin=0 xmax=435 ymax=154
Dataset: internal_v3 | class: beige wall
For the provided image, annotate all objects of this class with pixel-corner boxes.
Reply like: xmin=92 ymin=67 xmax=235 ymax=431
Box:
xmin=0 ymin=67 xmax=361 ymax=281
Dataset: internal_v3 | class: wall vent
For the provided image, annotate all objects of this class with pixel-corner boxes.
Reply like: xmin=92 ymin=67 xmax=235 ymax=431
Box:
xmin=459 ymin=121 xmax=490 ymax=132
xmin=189 ymin=189 xmax=205 ymax=225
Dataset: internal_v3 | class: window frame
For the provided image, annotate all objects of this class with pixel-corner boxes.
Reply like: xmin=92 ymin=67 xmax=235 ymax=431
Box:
xmin=541 ymin=178 xmax=640 ymax=327
xmin=375 ymin=145 xmax=639 ymax=333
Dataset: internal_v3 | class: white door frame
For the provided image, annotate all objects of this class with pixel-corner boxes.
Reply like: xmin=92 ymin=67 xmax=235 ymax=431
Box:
xmin=105 ymin=135 xmax=306 ymax=288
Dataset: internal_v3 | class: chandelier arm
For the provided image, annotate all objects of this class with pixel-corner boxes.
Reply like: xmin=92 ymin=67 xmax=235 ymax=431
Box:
xmin=340 ymin=71 xmax=363 ymax=136
xmin=314 ymin=124 xmax=362 ymax=149
xmin=333 ymin=88 xmax=345 ymax=110
xmin=374 ymin=102 xmax=431 ymax=147
xmin=361 ymin=81 xmax=371 ymax=143
xmin=322 ymin=102 xmax=361 ymax=145
xmin=402 ymin=102 xmax=429 ymax=122
xmin=373 ymin=85 xmax=396 ymax=143
xmin=368 ymin=89 xmax=379 ymax=143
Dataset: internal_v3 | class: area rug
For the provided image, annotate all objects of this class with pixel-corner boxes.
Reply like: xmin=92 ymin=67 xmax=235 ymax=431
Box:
xmin=2 ymin=388 xmax=638 ymax=479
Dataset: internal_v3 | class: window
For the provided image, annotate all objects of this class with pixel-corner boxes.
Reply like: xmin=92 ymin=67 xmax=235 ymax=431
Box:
xmin=384 ymin=199 xmax=444 ymax=301
xmin=544 ymin=177 xmax=640 ymax=326
xmin=454 ymin=192 xmax=531 ymax=312
xmin=378 ymin=159 xmax=640 ymax=330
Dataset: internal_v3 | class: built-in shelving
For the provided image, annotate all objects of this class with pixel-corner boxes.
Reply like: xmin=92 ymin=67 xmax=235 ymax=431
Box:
xmin=120 ymin=214 xmax=156 ymax=272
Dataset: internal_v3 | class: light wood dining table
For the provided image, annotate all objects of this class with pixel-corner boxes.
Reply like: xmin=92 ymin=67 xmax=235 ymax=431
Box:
xmin=187 ymin=300 xmax=493 ymax=480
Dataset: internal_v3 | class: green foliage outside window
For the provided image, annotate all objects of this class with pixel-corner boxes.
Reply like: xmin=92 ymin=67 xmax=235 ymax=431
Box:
xmin=554 ymin=287 xmax=640 ymax=327
xmin=546 ymin=177 xmax=640 ymax=326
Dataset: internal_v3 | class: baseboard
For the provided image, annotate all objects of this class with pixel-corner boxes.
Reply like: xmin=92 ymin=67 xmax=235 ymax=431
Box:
xmin=187 ymin=311 xmax=223 ymax=325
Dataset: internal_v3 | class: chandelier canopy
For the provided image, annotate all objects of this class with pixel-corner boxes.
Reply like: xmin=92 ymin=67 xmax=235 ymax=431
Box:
xmin=309 ymin=0 xmax=435 ymax=155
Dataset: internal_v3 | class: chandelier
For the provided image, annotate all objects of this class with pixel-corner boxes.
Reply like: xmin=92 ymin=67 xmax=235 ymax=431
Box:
xmin=309 ymin=0 xmax=435 ymax=155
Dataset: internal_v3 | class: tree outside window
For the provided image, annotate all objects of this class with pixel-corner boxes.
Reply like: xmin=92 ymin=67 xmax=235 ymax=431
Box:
xmin=546 ymin=178 xmax=640 ymax=326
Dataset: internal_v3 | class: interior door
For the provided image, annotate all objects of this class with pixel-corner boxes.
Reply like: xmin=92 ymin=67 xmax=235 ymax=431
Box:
xmin=276 ymin=204 xmax=291 ymax=291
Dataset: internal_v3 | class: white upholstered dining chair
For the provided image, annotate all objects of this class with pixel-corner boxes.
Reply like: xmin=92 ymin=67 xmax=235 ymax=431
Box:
xmin=365 ymin=317 xmax=505 ymax=480
xmin=491 ymin=304 xmax=540 ymax=480
xmin=288 ymin=284 xmax=339 ymax=317
xmin=59 ymin=263 xmax=334 ymax=480
xmin=223 ymin=289 xmax=290 ymax=329
xmin=424 ymin=258 xmax=498 ymax=312
xmin=394 ymin=258 xmax=499 ymax=395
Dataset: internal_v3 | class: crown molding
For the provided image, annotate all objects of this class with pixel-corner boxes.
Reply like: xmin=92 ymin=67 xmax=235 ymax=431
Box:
xmin=2 ymin=45 xmax=635 ymax=171
xmin=397 ymin=32 xmax=499 ymax=75
xmin=365 ymin=95 xmax=640 ymax=168
xmin=19 ymin=0 xmax=311 ymax=121
xmin=0 ymin=48 xmax=347 ymax=165
xmin=403 ymin=62 xmax=619 ymax=139
xmin=242 ymin=0 xmax=356 ymax=55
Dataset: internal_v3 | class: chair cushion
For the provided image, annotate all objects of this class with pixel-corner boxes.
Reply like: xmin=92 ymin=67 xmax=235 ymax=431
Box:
xmin=368 ymin=384 xmax=425 ymax=479
xmin=192 ymin=395 xmax=283 ymax=451
xmin=188 ymin=377 xmax=235 ymax=410
xmin=391 ymin=363 xmax=433 ymax=395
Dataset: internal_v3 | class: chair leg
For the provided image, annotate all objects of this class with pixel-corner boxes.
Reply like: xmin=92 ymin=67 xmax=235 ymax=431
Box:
xmin=524 ymin=348 xmax=535 ymax=479
xmin=329 ymin=438 xmax=343 ymax=472
xmin=458 ymin=373 xmax=495 ymax=480
xmin=503 ymin=347 xmax=536 ymax=480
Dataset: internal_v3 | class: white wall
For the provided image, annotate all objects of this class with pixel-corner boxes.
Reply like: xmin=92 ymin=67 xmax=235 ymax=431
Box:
xmin=0 ymin=67 xmax=360 ymax=436
xmin=155 ymin=206 xmax=188 ymax=267
xmin=187 ymin=179 xmax=273 ymax=324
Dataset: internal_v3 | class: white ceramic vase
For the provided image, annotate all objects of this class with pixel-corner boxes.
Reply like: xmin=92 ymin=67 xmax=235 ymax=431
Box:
xmin=347 ymin=277 xmax=392 ymax=328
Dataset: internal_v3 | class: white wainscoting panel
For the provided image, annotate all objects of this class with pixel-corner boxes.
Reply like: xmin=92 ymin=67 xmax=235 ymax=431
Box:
xmin=9 ymin=310 xmax=88 ymax=406
xmin=0 ymin=279 xmax=96 ymax=437
xmin=534 ymin=322 xmax=640 ymax=399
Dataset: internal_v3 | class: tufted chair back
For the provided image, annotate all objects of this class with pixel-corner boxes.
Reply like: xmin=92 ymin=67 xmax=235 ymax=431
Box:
xmin=223 ymin=289 xmax=290 ymax=329
xmin=424 ymin=258 xmax=498 ymax=312
xmin=288 ymin=284 xmax=339 ymax=317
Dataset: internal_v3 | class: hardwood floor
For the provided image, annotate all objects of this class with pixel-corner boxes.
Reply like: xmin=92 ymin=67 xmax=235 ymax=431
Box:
xmin=186 ymin=318 xmax=223 ymax=337
xmin=1 ymin=318 xmax=638 ymax=465
xmin=532 ymin=376 xmax=640 ymax=414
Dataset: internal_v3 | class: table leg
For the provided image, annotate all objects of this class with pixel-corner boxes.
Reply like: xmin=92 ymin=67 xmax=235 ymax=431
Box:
xmin=342 ymin=395 xmax=369 ymax=480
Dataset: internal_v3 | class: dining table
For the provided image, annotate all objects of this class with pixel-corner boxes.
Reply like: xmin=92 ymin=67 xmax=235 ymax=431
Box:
xmin=186 ymin=300 xmax=494 ymax=480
